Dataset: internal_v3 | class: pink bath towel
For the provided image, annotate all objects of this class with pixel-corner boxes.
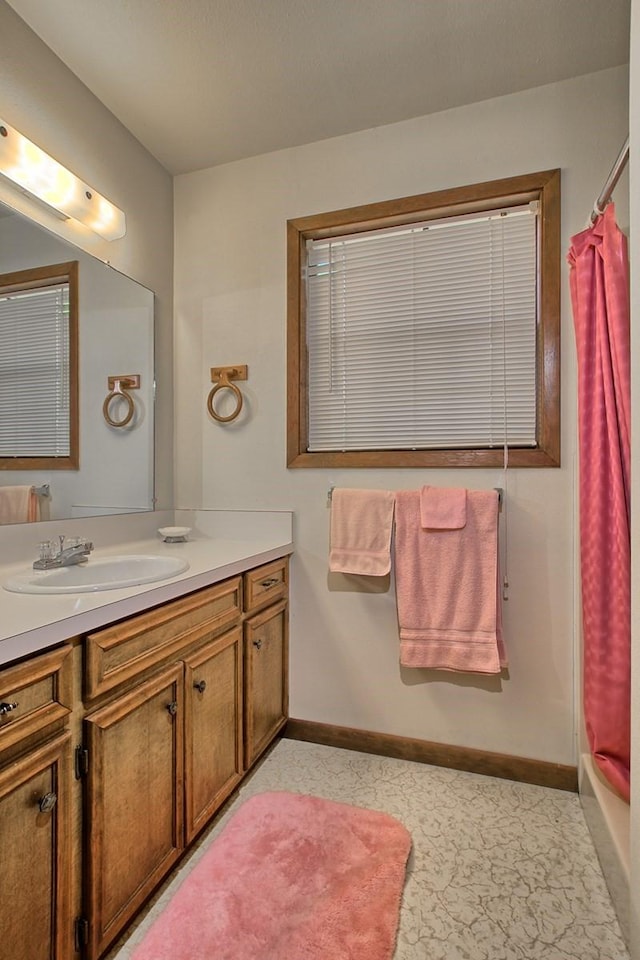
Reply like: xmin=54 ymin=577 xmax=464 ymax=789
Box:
xmin=394 ymin=488 xmax=506 ymax=673
xmin=329 ymin=489 xmax=395 ymax=576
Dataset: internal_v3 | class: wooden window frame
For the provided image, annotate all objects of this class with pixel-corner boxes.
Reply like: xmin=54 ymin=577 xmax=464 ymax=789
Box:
xmin=287 ymin=170 xmax=560 ymax=468
xmin=0 ymin=260 xmax=79 ymax=470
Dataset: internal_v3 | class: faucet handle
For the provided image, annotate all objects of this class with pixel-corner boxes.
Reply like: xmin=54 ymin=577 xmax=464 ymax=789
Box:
xmin=38 ymin=541 xmax=53 ymax=562
xmin=68 ymin=537 xmax=93 ymax=552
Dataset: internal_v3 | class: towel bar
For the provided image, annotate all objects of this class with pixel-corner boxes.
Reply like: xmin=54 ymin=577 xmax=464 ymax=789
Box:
xmin=328 ymin=485 xmax=503 ymax=510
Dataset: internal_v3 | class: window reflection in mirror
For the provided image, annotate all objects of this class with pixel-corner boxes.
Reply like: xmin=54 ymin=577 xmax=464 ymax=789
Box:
xmin=0 ymin=203 xmax=155 ymax=525
xmin=0 ymin=260 xmax=79 ymax=469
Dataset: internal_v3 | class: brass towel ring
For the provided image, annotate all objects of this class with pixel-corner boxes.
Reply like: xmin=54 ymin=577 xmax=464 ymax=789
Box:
xmin=103 ymin=375 xmax=140 ymax=428
xmin=207 ymin=366 xmax=248 ymax=424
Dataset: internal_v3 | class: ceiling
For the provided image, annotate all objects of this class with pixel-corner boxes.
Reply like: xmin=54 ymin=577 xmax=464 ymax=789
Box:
xmin=6 ymin=0 xmax=631 ymax=176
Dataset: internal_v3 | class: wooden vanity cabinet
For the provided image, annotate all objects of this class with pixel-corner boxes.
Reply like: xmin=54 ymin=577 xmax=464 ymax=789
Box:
xmin=0 ymin=645 xmax=74 ymax=960
xmin=0 ymin=554 xmax=289 ymax=960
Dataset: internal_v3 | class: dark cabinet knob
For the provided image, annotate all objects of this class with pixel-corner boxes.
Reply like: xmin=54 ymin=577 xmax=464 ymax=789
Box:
xmin=193 ymin=680 xmax=207 ymax=693
xmin=253 ymin=639 xmax=263 ymax=650
xmin=261 ymin=578 xmax=279 ymax=588
xmin=0 ymin=701 xmax=18 ymax=716
xmin=166 ymin=701 xmax=178 ymax=716
xmin=38 ymin=792 xmax=57 ymax=814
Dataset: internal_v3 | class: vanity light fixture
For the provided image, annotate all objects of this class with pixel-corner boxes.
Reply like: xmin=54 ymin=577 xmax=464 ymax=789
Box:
xmin=0 ymin=118 xmax=126 ymax=240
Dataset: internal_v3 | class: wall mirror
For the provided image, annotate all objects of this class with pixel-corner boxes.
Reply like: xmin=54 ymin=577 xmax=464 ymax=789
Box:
xmin=0 ymin=201 xmax=155 ymax=525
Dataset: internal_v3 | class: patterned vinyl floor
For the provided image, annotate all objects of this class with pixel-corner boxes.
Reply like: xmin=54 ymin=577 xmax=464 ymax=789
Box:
xmin=107 ymin=738 xmax=628 ymax=960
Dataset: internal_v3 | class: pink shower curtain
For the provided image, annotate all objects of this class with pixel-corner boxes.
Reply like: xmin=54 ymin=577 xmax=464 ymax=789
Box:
xmin=568 ymin=202 xmax=630 ymax=802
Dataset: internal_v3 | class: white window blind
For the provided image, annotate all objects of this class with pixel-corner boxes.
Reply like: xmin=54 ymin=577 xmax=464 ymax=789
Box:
xmin=0 ymin=281 xmax=71 ymax=457
xmin=305 ymin=205 xmax=538 ymax=452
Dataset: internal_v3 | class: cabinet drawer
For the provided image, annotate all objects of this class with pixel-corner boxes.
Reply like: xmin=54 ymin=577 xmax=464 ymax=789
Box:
xmin=0 ymin=645 xmax=73 ymax=754
xmin=85 ymin=578 xmax=242 ymax=700
xmin=243 ymin=558 xmax=288 ymax=613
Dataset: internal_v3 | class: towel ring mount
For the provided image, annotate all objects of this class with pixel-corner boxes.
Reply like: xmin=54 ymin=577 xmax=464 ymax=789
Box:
xmin=103 ymin=375 xmax=140 ymax=428
xmin=207 ymin=365 xmax=248 ymax=423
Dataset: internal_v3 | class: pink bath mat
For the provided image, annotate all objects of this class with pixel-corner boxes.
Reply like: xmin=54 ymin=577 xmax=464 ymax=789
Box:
xmin=130 ymin=791 xmax=411 ymax=960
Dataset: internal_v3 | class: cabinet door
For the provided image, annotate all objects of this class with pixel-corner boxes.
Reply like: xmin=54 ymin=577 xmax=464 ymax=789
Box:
xmin=184 ymin=626 xmax=243 ymax=842
xmin=84 ymin=663 xmax=184 ymax=960
xmin=0 ymin=732 xmax=72 ymax=960
xmin=244 ymin=599 xmax=288 ymax=768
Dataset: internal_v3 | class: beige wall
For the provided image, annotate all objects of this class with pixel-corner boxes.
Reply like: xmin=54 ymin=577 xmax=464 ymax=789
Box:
xmin=175 ymin=66 xmax=628 ymax=766
xmin=0 ymin=0 xmax=174 ymax=511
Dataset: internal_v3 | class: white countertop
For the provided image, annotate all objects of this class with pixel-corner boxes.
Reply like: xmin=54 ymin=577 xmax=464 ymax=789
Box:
xmin=0 ymin=510 xmax=293 ymax=666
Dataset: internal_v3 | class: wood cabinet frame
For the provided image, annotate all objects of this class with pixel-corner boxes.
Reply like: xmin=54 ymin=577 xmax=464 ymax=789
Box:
xmin=287 ymin=170 xmax=560 ymax=468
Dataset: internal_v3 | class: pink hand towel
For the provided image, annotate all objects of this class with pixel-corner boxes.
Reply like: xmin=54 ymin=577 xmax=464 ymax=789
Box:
xmin=394 ymin=488 xmax=506 ymax=674
xmin=329 ymin=489 xmax=395 ymax=576
xmin=420 ymin=485 xmax=467 ymax=529
xmin=0 ymin=485 xmax=40 ymax=524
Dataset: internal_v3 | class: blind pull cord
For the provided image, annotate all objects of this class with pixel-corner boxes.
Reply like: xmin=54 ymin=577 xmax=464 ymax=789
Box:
xmin=501 ymin=219 xmax=509 ymax=601
xmin=502 ymin=442 xmax=509 ymax=601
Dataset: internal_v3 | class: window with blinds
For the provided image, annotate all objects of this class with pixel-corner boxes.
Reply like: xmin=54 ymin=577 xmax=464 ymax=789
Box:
xmin=306 ymin=206 xmax=537 ymax=452
xmin=0 ymin=261 xmax=79 ymax=469
xmin=287 ymin=170 xmax=560 ymax=468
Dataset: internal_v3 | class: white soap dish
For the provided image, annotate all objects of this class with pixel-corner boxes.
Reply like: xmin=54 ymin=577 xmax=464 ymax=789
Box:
xmin=158 ymin=526 xmax=191 ymax=543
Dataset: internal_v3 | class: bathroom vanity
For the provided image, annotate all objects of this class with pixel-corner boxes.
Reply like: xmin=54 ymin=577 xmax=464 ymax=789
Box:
xmin=0 ymin=517 xmax=292 ymax=960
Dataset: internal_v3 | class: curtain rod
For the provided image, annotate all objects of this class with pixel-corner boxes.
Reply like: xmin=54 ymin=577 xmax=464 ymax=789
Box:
xmin=591 ymin=136 xmax=629 ymax=223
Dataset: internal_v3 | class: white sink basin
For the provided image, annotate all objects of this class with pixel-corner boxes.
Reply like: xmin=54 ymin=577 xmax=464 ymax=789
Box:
xmin=3 ymin=555 xmax=190 ymax=594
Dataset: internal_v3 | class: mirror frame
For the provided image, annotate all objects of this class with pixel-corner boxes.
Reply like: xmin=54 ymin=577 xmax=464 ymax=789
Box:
xmin=0 ymin=259 xmax=79 ymax=470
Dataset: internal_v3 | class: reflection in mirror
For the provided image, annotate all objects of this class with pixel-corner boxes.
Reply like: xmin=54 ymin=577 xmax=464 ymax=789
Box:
xmin=0 ymin=201 xmax=155 ymax=525
xmin=0 ymin=260 xmax=79 ymax=471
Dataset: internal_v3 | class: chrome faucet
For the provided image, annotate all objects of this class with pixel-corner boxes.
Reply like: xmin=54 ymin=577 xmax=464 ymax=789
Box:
xmin=33 ymin=535 xmax=94 ymax=570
